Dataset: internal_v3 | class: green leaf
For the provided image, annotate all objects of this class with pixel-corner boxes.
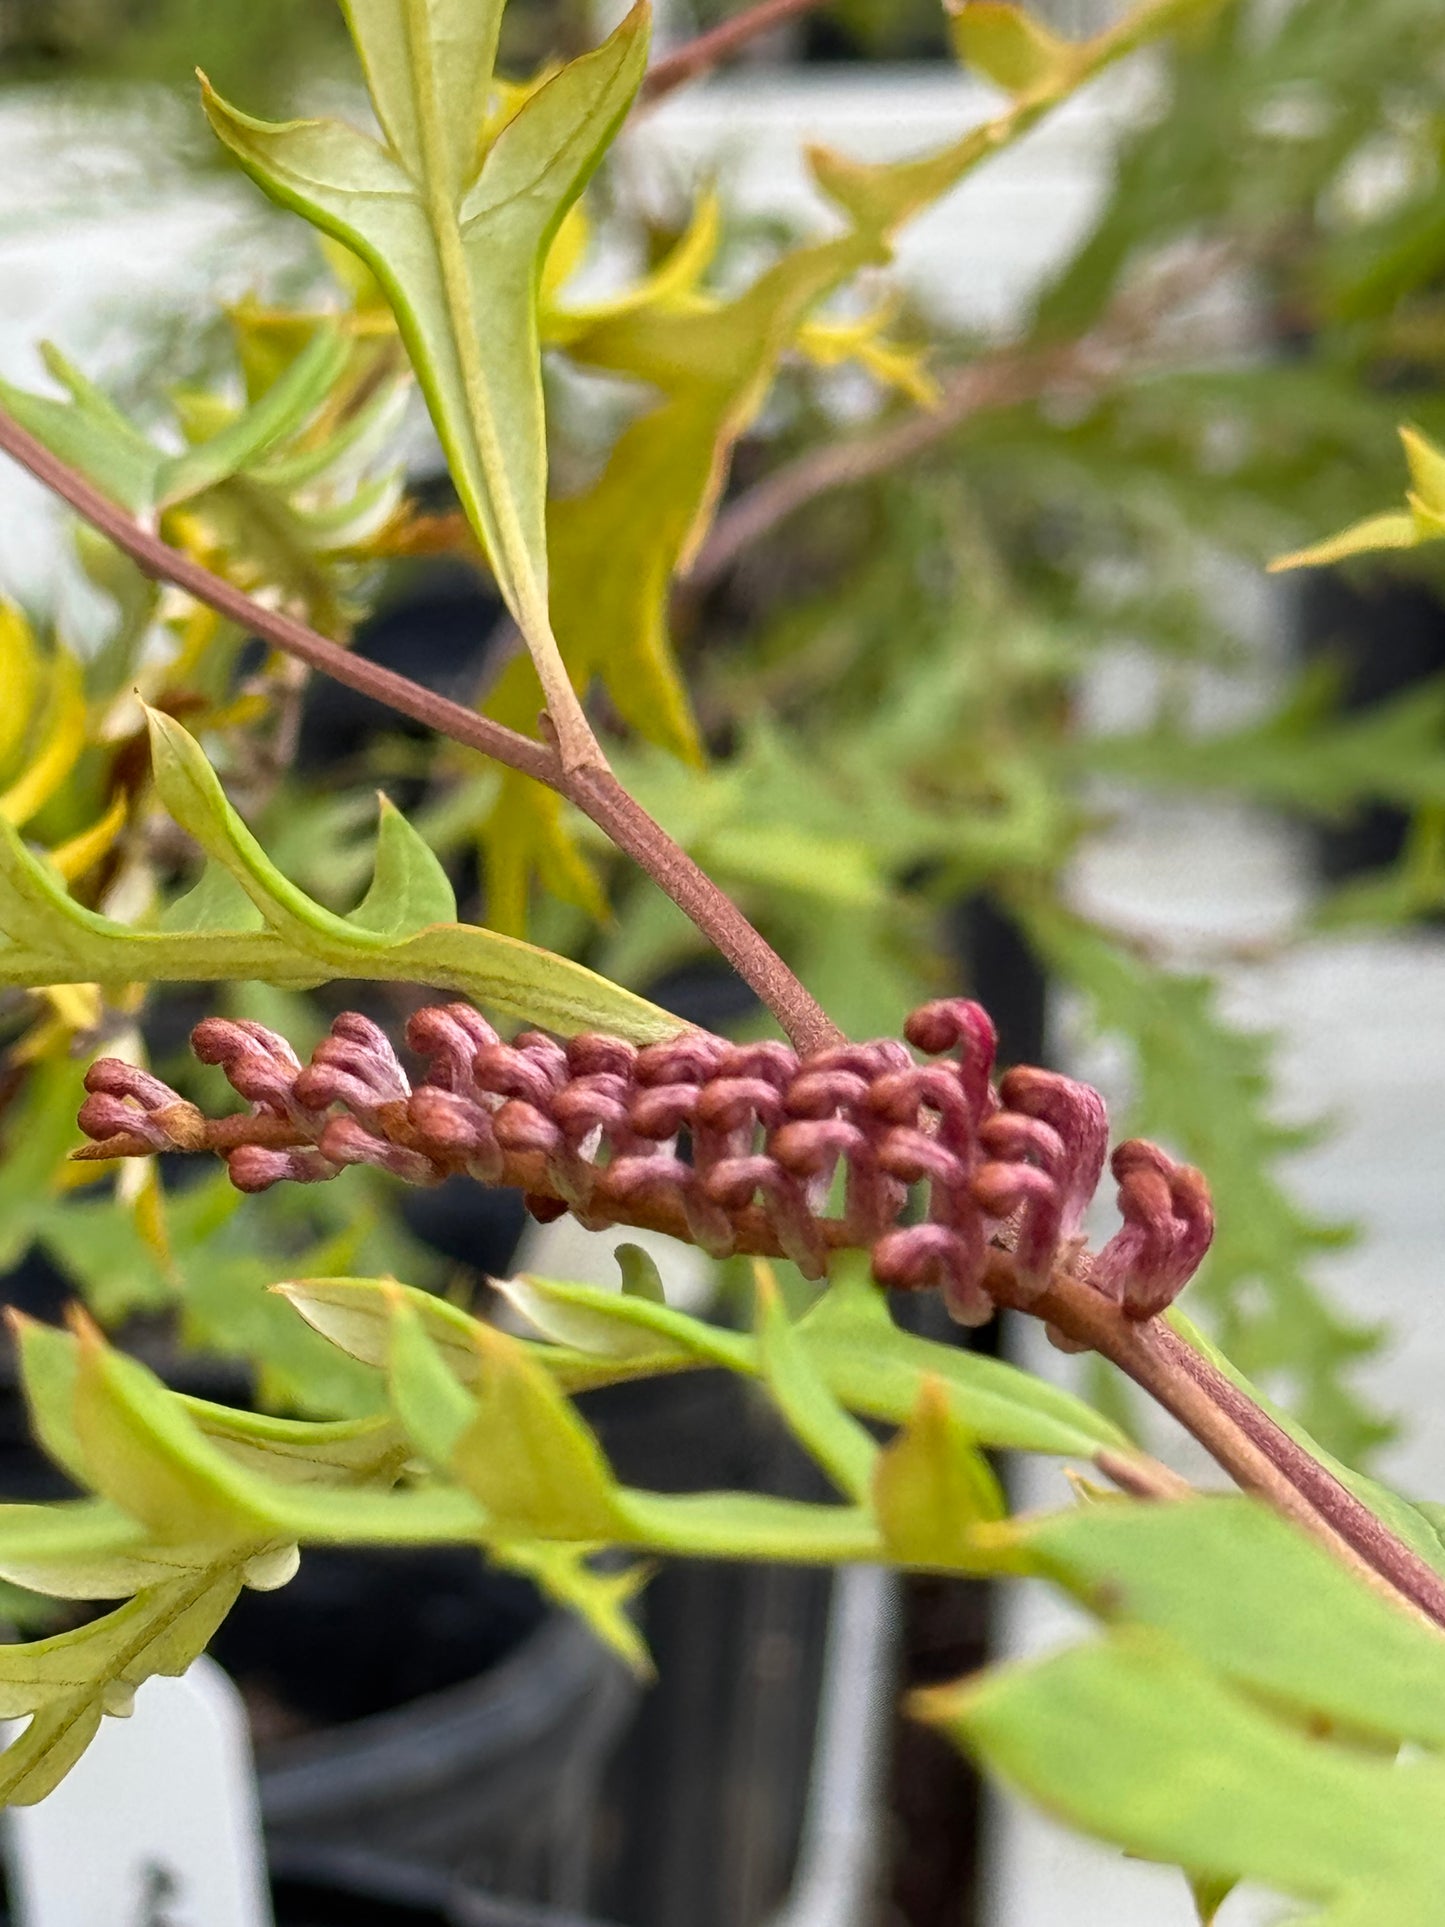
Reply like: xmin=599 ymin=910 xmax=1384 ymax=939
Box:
xmin=202 ymin=5 xmax=651 ymax=766
xmin=176 ymin=1400 xmax=408 ymax=1488
xmin=0 ymin=1059 xmax=90 ymax=1273
xmin=449 ymin=1322 xmax=629 ymax=1540
xmin=1187 ymin=1872 xmax=1236 ymax=1925
xmin=65 ymin=1316 xmax=289 ymax=1547
xmin=1011 ymin=1495 xmax=1445 ymax=1749
xmin=0 ymin=1499 xmax=239 ymax=1601
xmin=146 ymin=706 xmax=403 ymax=954
xmin=0 ymin=352 xmax=162 ymax=515
xmin=615 ymin=1243 xmax=666 ymax=1303
xmin=500 ymin=1540 xmax=653 ymax=1677
xmin=872 ymin=1378 xmax=1006 ymax=1566
xmin=347 ymin=793 xmax=457 ymax=936
xmin=154 ymin=328 xmax=350 ymax=506
xmin=0 ymin=724 xmax=685 ymax=1041
xmin=926 ymin=1627 xmax=1445 ymax=1925
xmin=1077 ymin=664 xmax=1445 ymax=822
xmin=157 ymin=859 xmax=267 ymax=935
xmin=0 ymin=1569 xmax=245 ymax=1806
xmin=277 ymin=1275 xmax=492 ymax=1386
xmin=951 ymin=4 xmax=1075 ymax=95
xmin=798 ymin=1256 xmax=1131 ymax=1459
xmin=752 ymin=1261 xmax=877 ymax=1503
xmin=384 ymin=1287 xmax=480 ymax=1470
xmin=492 ymin=1270 xmax=750 ymax=1371
xmin=1166 ymin=1309 xmax=1445 ymax=1584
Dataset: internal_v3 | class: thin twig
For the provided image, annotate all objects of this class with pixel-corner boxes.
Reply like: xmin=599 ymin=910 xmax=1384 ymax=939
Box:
xmin=0 ymin=406 xmax=841 ymax=1053
xmin=691 ymin=348 xmax=1064 ymax=587
xmin=690 ymin=243 xmax=1241 ymax=589
xmin=640 ymin=0 xmax=828 ymax=104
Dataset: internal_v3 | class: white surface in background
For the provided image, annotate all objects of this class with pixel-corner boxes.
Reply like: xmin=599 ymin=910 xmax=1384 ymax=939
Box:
xmin=514 ymin=1211 xmax=716 ymax=1312
xmin=627 ymin=65 xmax=1145 ymax=332
xmin=0 ymin=95 xmax=268 ymax=622
xmin=5 ymin=1656 xmax=272 ymax=1927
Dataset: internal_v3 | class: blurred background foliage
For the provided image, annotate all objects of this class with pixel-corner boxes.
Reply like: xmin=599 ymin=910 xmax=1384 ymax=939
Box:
xmin=3 ymin=0 xmax=1445 ymax=1479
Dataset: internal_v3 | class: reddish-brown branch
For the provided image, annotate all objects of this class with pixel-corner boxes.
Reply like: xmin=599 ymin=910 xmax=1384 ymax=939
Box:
xmin=640 ymin=0 xmax=828 ymax=104
xmin=690 ymin=349 xmax=1065 ymax=587
xmin=1015 ymin=1262 xmax=1445 ymax=1632
xmin=0 ymin=406 xmax=840 ymax=1054
xmin=688 ymin=244 xmax=1241 ymax=590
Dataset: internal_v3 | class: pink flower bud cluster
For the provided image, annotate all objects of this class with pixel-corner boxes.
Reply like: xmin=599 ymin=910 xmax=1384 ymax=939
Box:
xmin=78 ymin=998 xmax=1213 ymax=1328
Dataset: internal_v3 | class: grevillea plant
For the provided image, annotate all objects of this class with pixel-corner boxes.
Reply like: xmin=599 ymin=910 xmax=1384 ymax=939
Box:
xmin=8 ymin=1 xmax=1445 ymax=1920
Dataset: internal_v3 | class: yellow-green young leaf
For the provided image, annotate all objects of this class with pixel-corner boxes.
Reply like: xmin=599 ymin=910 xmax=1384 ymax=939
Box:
xmin=201 ymin=5 xmax=651 ymax=768
xmin=385 ymin=1291 xmax=481 ymax=1472
xmin=1271 ymin=425 xmax=1445 ymax=571
xmin=501 ymin=1539 xmax=653 ymax=1677
xmin=950 ymin=3 xmax=1076 ymax=95
xmin=482 ymin=227 xmax=889 ymax=922
xmin=797 ymin=1256 xmax=1131 ymax=1459
xmin=0 ymin=648 xmax=86 ymax=832
xmin=811 ymin=0 xmax=1222 ymax=235
xmin=0 ymin=1499 xmax=246 ymax=1601
xmin=0 ymin=1568 xmax=244 ymax=1806
xmin=453 ymin=1323 xmax=628 ymax=1540
xmin=920 ymin=1630 xmax=1445 ymax=1925
xmin=1402 ymin=424 xmax=1445 ymax=516
xmin=347 ymin=794 xmax=457 ymax=936
xmin=65 ymin=1318 xmax=283 ymax=1547
xmin=753 ymin=1262 xmax=877 ymax=1503
xmin=1270 ymin=509 xmax=1423 ymax=572
xmin=177 ymin=1399 xmax=409 ymax=1488
xmin=0 ymin=604 xmax=41 ymax=780
xmin=276 ymin=1275 xmax=489 ymax=1385
xmin=492 ymin=1270 xmax=750 ymax=1371
xmin=872 ymin=1377 xmax=1005 ymax=1566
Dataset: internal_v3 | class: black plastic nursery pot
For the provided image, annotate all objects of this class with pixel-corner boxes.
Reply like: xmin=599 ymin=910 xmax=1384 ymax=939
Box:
xmin=0 ymin=1847 xmax=617 ymax=1927
xmin=579 ymin=1369 xmax=836 ymax=1927
xmin=230 ymin=1568 xmax=635 ymax=1907
xmin=1295 ymin=565 xmax=1445 ymax=884
xmin=268 ymin=1848 xmax=622 ymax=1926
